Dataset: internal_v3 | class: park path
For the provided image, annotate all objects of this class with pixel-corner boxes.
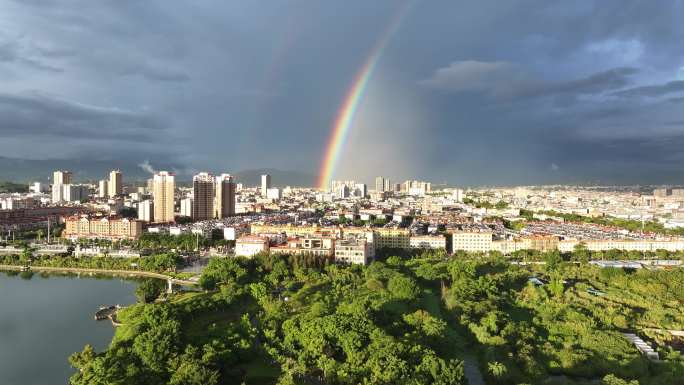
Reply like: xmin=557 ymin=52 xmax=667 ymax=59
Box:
xmin=462 ymin=354 xmax=485 ymax=385
xmin=0 ymin=264 xmax=197 ymax=286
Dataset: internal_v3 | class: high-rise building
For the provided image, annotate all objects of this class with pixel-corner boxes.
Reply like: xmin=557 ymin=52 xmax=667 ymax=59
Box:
xmin=337 ymin=185 xmax=350 ymax=199
xmin=108 ymin=170 xmax=122 ymax=197
xmin=138 ymin=199 xmax=154 ymax=222
xmin=62 ymin=184 xmax=89 ymax=202
xmin=52 ymin=170 xmax=73 ymax=203
xmin=215 ymin=173 xmax=236 ymax=218
xmin=98 ymin=180 xmax=108 ymax=198
xmin=384 ymin=178 xmax=391 ymax=192
xmin=180 ymin=198 xmax=193 ymax=218
xmin=261 ymin=174 xmax=271 ymax=196
xmin=192 ymin=172 xmax=214 ymax=221
xmin=51 ymin=186 xmax=64 ymax=203
xmin=354 ymin=183 xmax=367 ymax=198
xmin=53 ymin=170 xmax=72 ymax=185
xmin=153 ymin=171 xmax=175 ymax=223
xmin=375 ymin=176 xmax=385 ymax=192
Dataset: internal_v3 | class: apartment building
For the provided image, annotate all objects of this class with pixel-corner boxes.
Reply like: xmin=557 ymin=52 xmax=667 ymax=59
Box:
xmin=409 ymin=235 xmax=447 ymax=250
xmin=261 ymin=174 xmax=271 ymax=196
xmin=451 ymin=231 xmax=493 ymax=253
xmin=53 ymin=170 xmax=73 ymax=185
xmin=374 ymin=227 xmax=410 ymax=249
xmin=64 ymin=215 xmax=143 ymax=240
xmin=153 ymin=171 xmax=175 ymax=223
xmin=192 ymin=172 xmax=214 ymax=221
xmin=251 ymin=223 xmax=342 ymax=238
xmin=559 ymin=239 xmax=684 ymax=253
xmin=335 ymin=238 xmax=372 ymax=265
xmin=137 ymin=200 xmax=154 ymax=222
xmin=108 ymin=170 xmax=122 ymax=197
xmin=215 ymin=173 xmax=236 ymax=218
xmin=270 ymin=235 xmax=334 ymax=257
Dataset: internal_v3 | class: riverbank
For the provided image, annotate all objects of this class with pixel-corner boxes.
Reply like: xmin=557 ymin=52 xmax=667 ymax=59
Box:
xmin=0 ymin=265 xmax=197 ymax=286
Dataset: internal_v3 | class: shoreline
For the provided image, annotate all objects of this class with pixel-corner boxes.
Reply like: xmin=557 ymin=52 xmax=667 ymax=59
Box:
xmin=0 ymin=265 xmax=197 ymax=285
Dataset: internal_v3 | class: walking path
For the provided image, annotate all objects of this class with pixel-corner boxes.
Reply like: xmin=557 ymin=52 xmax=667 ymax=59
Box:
xmin=0 ymin=265 xmax=197 ymax=286
xmin=462 ymin=354 xmax=485 ymax=385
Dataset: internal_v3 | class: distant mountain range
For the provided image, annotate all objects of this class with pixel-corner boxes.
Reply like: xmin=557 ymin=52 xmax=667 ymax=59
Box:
xmin=0 ymin=157 xmax=316 ymax=187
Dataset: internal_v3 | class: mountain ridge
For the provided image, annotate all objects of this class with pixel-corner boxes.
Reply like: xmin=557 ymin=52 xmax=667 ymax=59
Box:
xmin=0 ymin=157 xmax=316 ymax=187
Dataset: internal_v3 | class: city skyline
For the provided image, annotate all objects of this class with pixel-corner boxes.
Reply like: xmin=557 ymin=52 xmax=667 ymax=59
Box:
xmin=1 ymin=1 xmax=684 ymax=185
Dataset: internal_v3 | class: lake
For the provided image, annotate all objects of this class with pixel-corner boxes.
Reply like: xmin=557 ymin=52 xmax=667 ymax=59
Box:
xmin=0 ymin=271 xmax=139 ymax=385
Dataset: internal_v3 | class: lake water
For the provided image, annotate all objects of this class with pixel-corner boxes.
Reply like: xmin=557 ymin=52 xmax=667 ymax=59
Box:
xmin=0 ymin=271 xmax=139 ymax=385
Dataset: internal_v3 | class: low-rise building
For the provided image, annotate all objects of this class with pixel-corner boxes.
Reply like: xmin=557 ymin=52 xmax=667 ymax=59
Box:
xmin=335 ymin=238 xmax=372 ymax=265
xmin=64 ymin=215 xmax=143 ymax=240
xmin=409 ymin=235 xmax=447 ymax=250
xmin=559 ymin=239 xmax=684 ymax=253
xmin=270 ymin=235 xmax=334 ymax=257
xmin=451 ymin=231 xmax=493 ymax=253
xmin=374 ymin=227 xmax=410 ymax=249
xmin=235 ymin=235 xmax=269 ymax=257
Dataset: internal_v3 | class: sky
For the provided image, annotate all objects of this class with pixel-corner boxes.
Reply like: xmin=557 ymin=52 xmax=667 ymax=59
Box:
xmin=1 ymin=0 xmax=684 ymax=185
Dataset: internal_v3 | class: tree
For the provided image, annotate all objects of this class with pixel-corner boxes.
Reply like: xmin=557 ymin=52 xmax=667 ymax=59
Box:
xmin=544 ymin=250 xmax=563 ymax=272
xmin=573 ymin=242 xmax=590 ymax=263
xmin=136 ymin=279 xmax=165 ymax=303
xmin=20 ymin=246 xmax=33 ymax=265
xmin=388 ymin=275 xmax=420 ymax=301
xmin=69 ymin=344 xmax=95 ymax=370
xmin=602 ymin=374 xmax=639 ymax=385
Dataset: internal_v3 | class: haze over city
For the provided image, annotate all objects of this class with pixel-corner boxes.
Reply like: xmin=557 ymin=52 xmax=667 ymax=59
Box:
xmin=2 ymin=1 xmax=684 ymax=185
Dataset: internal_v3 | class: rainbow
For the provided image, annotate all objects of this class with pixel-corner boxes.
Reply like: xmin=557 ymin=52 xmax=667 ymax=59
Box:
xmin=317 ymin=3 xmax=412 ymax=190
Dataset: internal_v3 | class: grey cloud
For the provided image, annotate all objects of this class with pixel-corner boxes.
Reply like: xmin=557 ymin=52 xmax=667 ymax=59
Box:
xmin=0 ymin=40 xmax=63 ymax=72
xmin=118 ymin=63 xmax=190 ymax=82
xmin=421 ymin=61 xmax=638 ymax=99
xmin=418 ymin=60 xmax=521 ymax=94
xmin=0 ymin=92 xmax=164 ymax=140
xmin=613 ymin=80 xmax=684 ymax=97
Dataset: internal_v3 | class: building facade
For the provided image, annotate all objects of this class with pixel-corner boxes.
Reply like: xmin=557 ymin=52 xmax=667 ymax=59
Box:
xmin=192 ymin=172 xmax=214 ymax=221
xmin=236 ymin=235 xmax=270 ymax=257
xmin=64 ymin=216 xmax=143 ymax=240
xmin=261 ymin=174 xmax=271 ymax=196
xmin=153 ymin=171 xmax=175 ymax=223
xmin=409 ymin=235 xmax=447 ymax=250
xmin=98 ymin=180 xmax=108 ymax=198
xmin=451 ymin=231 xmax=493 ymax=253
xmin=108 ymin=170 xmax=122 ymax=197
xmin=214 ymin=173 xmax=236 ymax=218
xmin=335 ymin=239 xmax=372 ymax=265
xmin=137 ymin=199 xmax=154 ymax=222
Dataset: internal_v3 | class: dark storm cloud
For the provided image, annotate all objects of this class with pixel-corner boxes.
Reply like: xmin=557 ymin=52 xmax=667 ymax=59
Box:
xmin=1 ymin=0 xmax=684 ymax=184
xmin=0 ymin=92 xmax=164 ymax=140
